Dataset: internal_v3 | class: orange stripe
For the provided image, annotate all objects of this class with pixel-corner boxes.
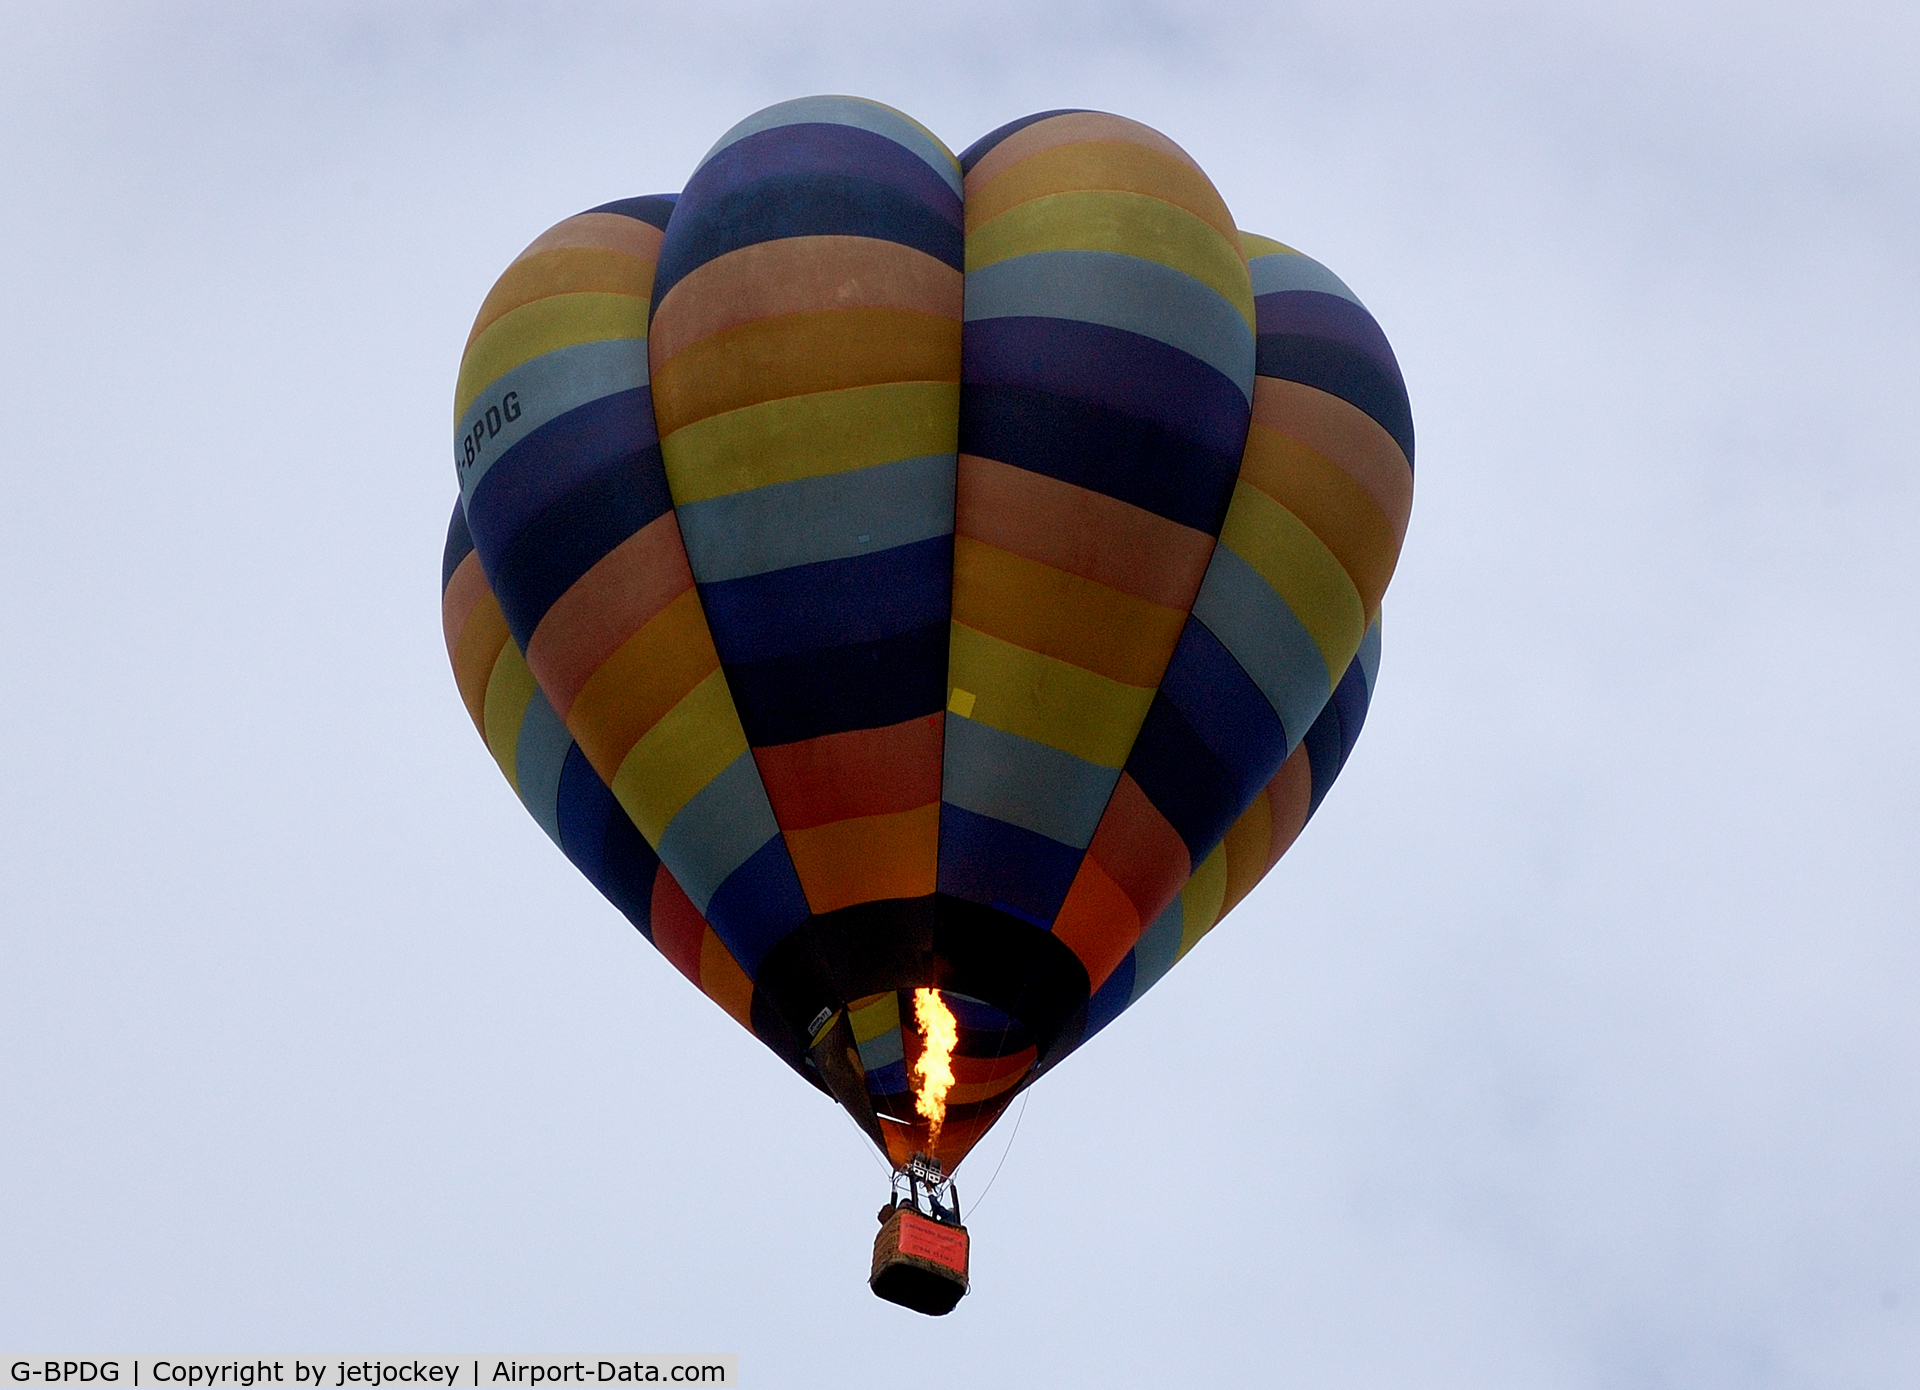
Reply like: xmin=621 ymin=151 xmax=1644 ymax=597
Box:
xmin=1268 ymin=741 xmax=1313 ymax=863
xmin=465 ymin=244 xmax=660 ymax=350
xmin=957 ymin=454 xmax=1214 ymax=609
xmin=441 ymin=550 xmax=490 ymax=660
xmin=963 ymin=138 xmax=1238 ymax=245
xmin=1219 ymin=787 xmax=1274 ymax=918
xmin=1238 ymin=423 xmax=1402 ymax=617
xmin=964 ymin=111 xmax=1205 ymax=195
xmin=753 ymin=715 xmax=944 ymax=830
xmin=650 ymin=308 xmax=960 ymax=437
xmin=564 ymin=588 xmax=719 ymax=781
xmin=951 ymin=535 xmax=1187 ymax=688
xmin=450 ymin=593 xmax=511 ymax=735
xmin=699 ymin=929 xmax=755 ymax=1029
xmin=515 ymin=211 xmax=665 ymax=264
xmin=784 ymin=804 xmax=941 ymax=914
xmin=1250 ymin=377 xmax=1413 ymax=540
xmin=526 ymin=511 xmax=695 ymax=716
xmin=648 ymin=235 xmax=962 ymax=363
xmin=1051 ymin=854 xmax=1141 ymax=991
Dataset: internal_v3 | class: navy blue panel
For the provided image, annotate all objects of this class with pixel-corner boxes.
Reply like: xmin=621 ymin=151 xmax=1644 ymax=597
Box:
xmin=723 ymin=620 xmax=947 ymax=747
xmin=587 ymin=193 xmax=678 ymax=230
xmin=554 ymin=744 xmax=659 ymax=939
xmin=442 ymin=500 xmax=474 ymax=591
xmin=1082 ymin=951 xmax=1137 ymax=1040
xmin=466 ymin=388 xmax=666 ymax=561
xmin=691 ymin=125 xmax=960 ymax=223
xmin=1301 ymin=697 xmax=1345 ymax=818
xmin=1255 ymin=320 xmax=1414 ymax=469
xmin=959 ymin=384 xmax=1239 ymax=535
xmin=1329 ymin=655 xmax=1372 ymax=767
xmin=1159 ymin=619 xmax=1290 ymax=782
xmin=486 ymin=444 xmax=670 ymax=649
xmin=1126 ymin=693 xmax=1244 ymax=859
xmin=703 ymin=836 xmax=813 ymax=978
xmin=964 ymin=316 xmax=1251 ymax=462
xmin=654 ymin=173 xmax=964 ymax=310
xmin=698 ymin=535 xmax=952 ymax=665
xmin=936 ymin=803 xmax=1082 ymax=926
xmin=555 ymin=743 xmax=615 ymax=880
xmin=958 ymin=110 xmax=1089 ymax=173
xmin=864 ymin=1058 xmax=910 ymax=1095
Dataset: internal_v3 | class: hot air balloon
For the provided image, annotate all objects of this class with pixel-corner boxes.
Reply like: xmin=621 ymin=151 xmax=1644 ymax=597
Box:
xmin=442 ymin=97 xmax=1412 ymax=1314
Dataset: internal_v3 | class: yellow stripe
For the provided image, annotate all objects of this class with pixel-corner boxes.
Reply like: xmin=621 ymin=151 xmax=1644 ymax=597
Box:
xmin=481 ymin=641 xmax=538 ymax=794
xmin=966 ymin=190 xmax=1254 ymax=330
xmin=1239 ymin=423 xmax=1401 ymax=620
xmin=1218 ymin=481 xmax=1367 ymax=684
xmin=455 ymin=292 xmax=649 ymax=418
xmin=661 ymin=381 xmax=959 ymax=504
xmin=849 ymin=989 xmax=900 ymax=1043
xmin=609 ymin=668 xmax=748 ymax=843
xmin=947 ymin=622 xmax=1154 ymax=769
xmin=1238 ymin=231 xmax=1298 ymax=260
xmin=1175 ymin=843 xmax=1229 ymax=959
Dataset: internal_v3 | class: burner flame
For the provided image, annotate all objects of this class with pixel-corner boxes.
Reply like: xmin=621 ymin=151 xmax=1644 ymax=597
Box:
xmin=911 ymin=987 xmax=958 ymax=1150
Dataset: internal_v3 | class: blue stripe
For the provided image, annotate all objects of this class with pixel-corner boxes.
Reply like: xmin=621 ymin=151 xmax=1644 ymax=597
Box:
xmin=936 ymin=803 xmax=1083 ymax=925
xmin=940 ymin=715 xmax=1119 ymax=850
xmin=723 ymin=620 xmax=947 ymax=747
xmin=675 ymin=453 xmax=955 ymax=583
xmin=555 ymin=746 xmax=660 ymax=940
xmin=963 ymin=315 xmax=1251 ymax=463
xmin=464 ymin=387 xmax=665 ymax=562
xmin=965 ymin=251 xmax=1254 ymax=401
xmin=1128 ymin=898 xmax=1186 ymax=1002
xmin=441 ymin=501 xmax=474 ymax=591
xmin=585 ymin=194 xmax=678 ymax=230
xmin=655 ymin=751 xmax=784 ymax=912
xmin=655 ymin=170 xmax=964 ymax=310
xmin=959 ymin=384 xmax=1238 ymax=534
xmin=1082 ymin=953 xmax=1136 ymax=1039
xmin=698 ymin=534 xmax=952 ymax=665
xmin=1190 ymin=545 xmax=1333 ymax=751
xmin=457 ymin=338 xmax=651 ymax=502
xmin=1247 ymin=250 xmax=1363 ymax=306
xmin=702 ymin=836 xmax=812 ymax=978
xmin=513 ymin=686 xmax=573 ymax=845
xmin=699 ymin=98 xmax=962 ymax=199
xmin=1356 ymin=615 xmax=1382 ymax=696
xmin=484 ymin=443 xmax=673 ymax=650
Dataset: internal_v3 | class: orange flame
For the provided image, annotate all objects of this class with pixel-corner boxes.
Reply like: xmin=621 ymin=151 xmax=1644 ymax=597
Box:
xmin=912 ymin=987 xmax=958 ymax=1149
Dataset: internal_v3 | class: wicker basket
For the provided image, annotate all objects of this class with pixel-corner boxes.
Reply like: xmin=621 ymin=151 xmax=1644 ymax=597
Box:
xmin=869 ymin=1205 xmax=970 ymax=1315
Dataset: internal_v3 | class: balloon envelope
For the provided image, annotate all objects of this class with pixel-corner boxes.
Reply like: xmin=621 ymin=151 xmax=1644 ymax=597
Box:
xmin=443 ymin=98 xmax=1412 ymax=1169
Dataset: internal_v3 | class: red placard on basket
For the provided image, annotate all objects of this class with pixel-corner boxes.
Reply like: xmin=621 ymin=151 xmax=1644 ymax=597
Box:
xmin=896 ymin=1212 xmax=969 ymax=1273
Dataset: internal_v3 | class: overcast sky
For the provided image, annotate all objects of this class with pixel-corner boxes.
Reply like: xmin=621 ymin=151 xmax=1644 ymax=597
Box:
xmin=3 ymin=2 xmax=1916 ymax=1385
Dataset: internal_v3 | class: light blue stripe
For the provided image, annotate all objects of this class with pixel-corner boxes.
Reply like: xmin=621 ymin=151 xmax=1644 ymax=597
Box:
xmin=856 ymin=1027 xmax=905 ymax=1072
xmin=965 ymin=250 xmax=1255 ymax=401
xmin=654 ymin=752 xmax=782 ymax=911
xmin=698 ymin=96 xmax=963 ymax=200
xmin=1248 ymin=251 xmax=1364 ymax=308
xmin=456 ymin=337 xmax=648 ymax=502
xmin=1355 ymin=614 xmax=1383 ymax=696
xmin=1192 ymin=546 xmax=1334 ymax=751
xmin=513 ymin=686 xmax=573 ymax=848
xmin=675 ymin=453 xmax=955 ymax=583
xmin=1128 ymin=898 xmax=1187 ymax=1003
xmin=941 ymin=715 xmax=1119 ymax=850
